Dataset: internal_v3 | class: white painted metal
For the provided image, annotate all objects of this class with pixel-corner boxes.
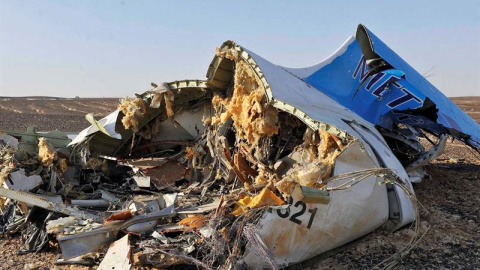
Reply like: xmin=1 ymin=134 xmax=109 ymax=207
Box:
xmin=98 ymin=235 xmax=132 ymax=270
xmin=239 ymin=43 xmax=416 ymax=230
xmin=244 ymin=141 xmax=389 ymax=268
xmin=68 ymin=110 xmax=122 ymax=146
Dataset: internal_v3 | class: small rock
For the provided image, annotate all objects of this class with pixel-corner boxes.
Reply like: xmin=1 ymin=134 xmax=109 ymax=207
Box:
xmin=441 ymin=236 xmax=454 ymax=244
xmin=420 ymin=221 xmax=429 ymax=230
xmin=401 ymin=228 xmax=415 ymax=238
xmin=23 ymin=264 xmax=35 ymax=270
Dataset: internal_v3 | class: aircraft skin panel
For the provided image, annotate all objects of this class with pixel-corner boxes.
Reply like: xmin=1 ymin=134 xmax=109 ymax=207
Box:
xmin=284 ymin=26 xmax=480 ymax=148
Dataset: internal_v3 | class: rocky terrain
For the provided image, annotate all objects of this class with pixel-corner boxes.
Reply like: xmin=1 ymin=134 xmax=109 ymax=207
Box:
xmin=0 ymin=96 xmax=478 ymax=269
xmin=0 ymin=97 xmax=118 ymax=132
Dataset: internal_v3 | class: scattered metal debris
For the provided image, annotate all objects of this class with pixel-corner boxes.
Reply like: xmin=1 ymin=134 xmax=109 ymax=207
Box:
xmin=1 ymin=24 xmax=479 ymax=269
xmin=97 ymin=234 xmax=132 ymax=270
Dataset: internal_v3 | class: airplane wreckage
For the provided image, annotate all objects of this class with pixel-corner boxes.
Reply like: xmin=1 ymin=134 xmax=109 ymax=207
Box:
xmin=1 ymin=24 xmax=479 ymax=269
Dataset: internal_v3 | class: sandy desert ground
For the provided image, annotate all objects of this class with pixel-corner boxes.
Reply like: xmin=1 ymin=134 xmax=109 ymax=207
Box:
xmin=0 ymin=96 xmax=478 ymax=269
xmin=0 ymin=97 xmax=118 ymax=132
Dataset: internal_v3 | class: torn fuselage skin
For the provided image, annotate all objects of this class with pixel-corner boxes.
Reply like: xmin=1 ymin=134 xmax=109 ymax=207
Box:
xmin=210 ymin=42 xmax=417 ymax=268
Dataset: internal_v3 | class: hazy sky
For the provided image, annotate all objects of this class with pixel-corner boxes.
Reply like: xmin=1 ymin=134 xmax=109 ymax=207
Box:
xmin=1 ymin=0 xmax=479 ymax=97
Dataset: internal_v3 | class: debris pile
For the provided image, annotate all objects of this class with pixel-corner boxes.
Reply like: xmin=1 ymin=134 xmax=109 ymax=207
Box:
xmin=1 ymin=24 xmax=479 ymax=269
xmin=0 ymin=68 xmax=345 ymax=269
